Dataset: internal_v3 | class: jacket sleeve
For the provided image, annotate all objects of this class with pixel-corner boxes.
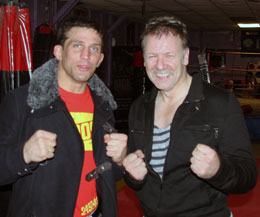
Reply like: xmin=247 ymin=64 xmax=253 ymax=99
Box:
xmin=0 ymin=91 xmax=34 ymax=186
xmin=124 ymin=100 xmax=147 ymax=190
xmin=207 ymin=93 xmax=258 ymax=193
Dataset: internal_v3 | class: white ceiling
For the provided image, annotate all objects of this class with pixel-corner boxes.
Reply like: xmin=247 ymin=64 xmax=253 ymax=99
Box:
xmin=76 ymin=0 xmax=260 ymax=30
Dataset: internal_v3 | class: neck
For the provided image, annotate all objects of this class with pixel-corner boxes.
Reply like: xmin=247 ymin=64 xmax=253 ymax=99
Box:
xmin=154 ymin=73 xmax=192 ymax=129
xmin=159 ymin=73 xmax=192 ymax=105
xmin=58 ymin=82 xmax=87 ymax=94
xmin=57 ymin=65 xmax=87 ymax=94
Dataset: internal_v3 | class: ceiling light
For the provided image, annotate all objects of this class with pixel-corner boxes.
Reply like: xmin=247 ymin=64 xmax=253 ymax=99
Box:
xmin=237 ymin=23 xmax=260 ymax=28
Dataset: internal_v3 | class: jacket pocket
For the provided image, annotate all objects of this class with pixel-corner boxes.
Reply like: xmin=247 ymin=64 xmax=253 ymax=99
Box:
xmin=129 ymin=128 xmax=145 ymax=151
xmin=174 ymin=124 xmax=220 ymax=152
xmin=183 ymin=124 xmax=219 ymax=138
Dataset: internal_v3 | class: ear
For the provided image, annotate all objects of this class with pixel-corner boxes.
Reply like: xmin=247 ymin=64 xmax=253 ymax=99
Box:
xmin=53 ymin=45 xmax=63 ymax=60
xmin=182 ymin=48 xmax=190 ymax=65
xmin=96 ymin=53 xmax=104 ymax=67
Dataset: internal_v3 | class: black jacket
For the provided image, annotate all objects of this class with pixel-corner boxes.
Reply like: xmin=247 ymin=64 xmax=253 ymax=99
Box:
xmin=125 ymin=73 xmax=258 ymax=217
xmin=0 ymin=59 xmax=124 ymax=217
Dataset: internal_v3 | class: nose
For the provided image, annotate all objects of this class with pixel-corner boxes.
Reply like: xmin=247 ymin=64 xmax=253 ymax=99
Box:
xmin=81 ymin=47 xmax=90 ymax=60
xmin=156 ymin=56 xmax=166 ymax=70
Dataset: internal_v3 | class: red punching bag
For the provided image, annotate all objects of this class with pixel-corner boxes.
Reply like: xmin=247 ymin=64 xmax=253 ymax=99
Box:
xmin=0 ymin=2 xmax=32 ymax=101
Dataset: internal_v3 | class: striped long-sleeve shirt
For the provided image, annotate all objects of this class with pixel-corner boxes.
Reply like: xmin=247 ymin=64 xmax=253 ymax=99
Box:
xmin=150 ymin=125 xmax=171 ymax=179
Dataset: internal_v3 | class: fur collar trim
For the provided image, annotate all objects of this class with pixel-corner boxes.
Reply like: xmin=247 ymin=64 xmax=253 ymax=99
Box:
xmin=27 ymin=58 xmax=117 ymax=110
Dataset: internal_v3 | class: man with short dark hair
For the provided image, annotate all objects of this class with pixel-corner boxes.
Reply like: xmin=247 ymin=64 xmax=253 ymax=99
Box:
xmin=0 ymin=16 xmax=127 ymax=217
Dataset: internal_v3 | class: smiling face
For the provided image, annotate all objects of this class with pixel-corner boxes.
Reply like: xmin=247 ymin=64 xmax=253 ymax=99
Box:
xmin=143 ymin=32 xmax=189 ymax=92
xmin=54 ymin=26 xmax=104 ymax=93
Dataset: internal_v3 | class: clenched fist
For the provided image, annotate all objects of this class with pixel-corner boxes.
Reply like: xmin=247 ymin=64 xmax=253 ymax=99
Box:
xmin=23 ymin=130 xmax=57 ymax=164
xmin=190 ymin=143 xmax=220 ymax=179
xmin=104 ymin=133 xmax=127 ymax=165
xmin=123 ymin=150 xmax=148 ymax=181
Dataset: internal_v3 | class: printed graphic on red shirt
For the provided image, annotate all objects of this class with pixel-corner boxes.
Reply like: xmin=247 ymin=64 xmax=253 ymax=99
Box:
xmin=72 ymin=112 xmax=98 ymax=216
xmin=59 ymin=87 xmax=97 ymax=217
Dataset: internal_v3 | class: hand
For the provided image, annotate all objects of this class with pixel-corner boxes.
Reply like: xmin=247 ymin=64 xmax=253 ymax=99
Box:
xmin=190 ymin=143 xmax=220 ymax=179
xmin=23 ymin=130 xmax=57 ymax=164
xmin=122 ymin=150 xmax=148 ymax=181
xmin=104 ymin=133 xmax=127 ymax=165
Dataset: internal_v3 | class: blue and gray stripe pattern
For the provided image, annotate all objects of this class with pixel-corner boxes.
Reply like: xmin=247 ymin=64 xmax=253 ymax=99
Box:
xmin=150 ymin=125 xmax=171 ymax=179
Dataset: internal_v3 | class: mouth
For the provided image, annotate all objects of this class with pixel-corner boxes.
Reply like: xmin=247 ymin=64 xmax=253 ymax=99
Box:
xmin=77 ymin=64 xmax=90 ymax=71
xmin=156 ymin=73 xmax=170 ymax=78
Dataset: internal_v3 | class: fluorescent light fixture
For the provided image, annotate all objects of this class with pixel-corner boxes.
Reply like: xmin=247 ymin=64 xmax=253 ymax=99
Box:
xmin=237 ymin=23 xmax=260 ymax=28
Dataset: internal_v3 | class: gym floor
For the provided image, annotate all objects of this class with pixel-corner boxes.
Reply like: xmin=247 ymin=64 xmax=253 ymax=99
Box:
xmin=252 ymin=140 xmax=260 ymax=158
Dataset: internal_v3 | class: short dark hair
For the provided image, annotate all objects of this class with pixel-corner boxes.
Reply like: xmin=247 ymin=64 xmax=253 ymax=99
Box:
xmin=56 ymin=16 xmax=104 ymax=48
xmin=141 ymin=16 xmax=188 ymax=49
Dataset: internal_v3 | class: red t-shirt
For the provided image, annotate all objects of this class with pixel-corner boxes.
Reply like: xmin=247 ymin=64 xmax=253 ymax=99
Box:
xmin=59 ymin=86 xmax=98 ymax=217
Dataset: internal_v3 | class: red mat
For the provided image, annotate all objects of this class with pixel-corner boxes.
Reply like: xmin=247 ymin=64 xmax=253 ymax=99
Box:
xmin=117 ymin=185 xmax=143 ymax=217
xmin=227 ymin=158 xmax=260 ymax=217
xmin=117 ymin=159 xmax=260 ymax=217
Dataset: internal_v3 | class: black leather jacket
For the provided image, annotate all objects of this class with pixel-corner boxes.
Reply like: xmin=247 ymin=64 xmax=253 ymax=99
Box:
xmin=0 ymin=59 xmax=124 ymax=217
xmin=126 ymin=73 xmax=258 ymax=217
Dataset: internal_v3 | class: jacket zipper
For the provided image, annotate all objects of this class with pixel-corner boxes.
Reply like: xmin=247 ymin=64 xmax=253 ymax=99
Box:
xmin=155 ymin=179 xmax=164 ymax=216
xmin=154 ymin=116 xmax=177 ymax=216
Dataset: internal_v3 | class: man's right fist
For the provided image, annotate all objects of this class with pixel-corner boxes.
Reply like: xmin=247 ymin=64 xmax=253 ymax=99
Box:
xmin=23 ymin=130 xmax=57 ymax=164
xmin=122 ymin=150 xmax=148 ymax=181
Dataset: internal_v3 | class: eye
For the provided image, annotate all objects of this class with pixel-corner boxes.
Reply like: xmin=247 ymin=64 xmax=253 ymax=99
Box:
xmin=147 ymin=55 xmax=156 ymax=59
xmin=166 ymin=54 xmax=174 ymax=59
xmin=73 ymin=44 xmax=83 ymax=49
xmin=90 ymin=46 xmax=99 ymax=52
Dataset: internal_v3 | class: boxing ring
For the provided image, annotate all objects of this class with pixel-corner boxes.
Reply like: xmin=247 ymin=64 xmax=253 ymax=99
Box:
xmin=197 ymin=49 xmax=260 ymax=140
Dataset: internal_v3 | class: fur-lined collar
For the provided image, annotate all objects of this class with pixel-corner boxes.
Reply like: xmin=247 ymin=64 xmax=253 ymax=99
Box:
xmin=27 ymin=58 xmax=117 ymax=110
